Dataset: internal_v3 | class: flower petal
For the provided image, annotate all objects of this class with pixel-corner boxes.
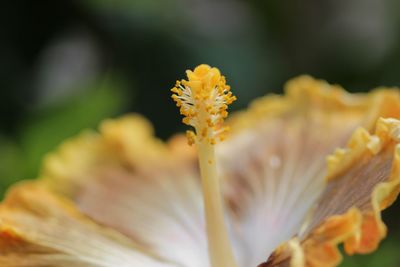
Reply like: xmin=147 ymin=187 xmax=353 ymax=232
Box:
xmin=264 ymin=118 xmax=400 ymax=267
xmin=218 ymin=76 xmax=400 ymax=266
xmin=0 ymin=182 xmax=177 ymax=267
xmin=39 ymin=115 xmax=211 ymax=267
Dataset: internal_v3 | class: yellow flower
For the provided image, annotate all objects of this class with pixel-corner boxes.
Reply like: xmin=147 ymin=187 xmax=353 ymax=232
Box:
xmin=1 ymin=65 xmax=400 ymax=267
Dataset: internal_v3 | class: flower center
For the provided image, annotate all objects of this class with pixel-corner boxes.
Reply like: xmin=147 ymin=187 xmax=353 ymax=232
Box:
xmin=171 ymin=64 xmax=238 ymax=267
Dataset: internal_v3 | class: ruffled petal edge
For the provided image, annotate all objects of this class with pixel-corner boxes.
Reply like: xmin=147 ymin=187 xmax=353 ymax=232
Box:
xmin=263 ymin=117 xmax=400 ymax=267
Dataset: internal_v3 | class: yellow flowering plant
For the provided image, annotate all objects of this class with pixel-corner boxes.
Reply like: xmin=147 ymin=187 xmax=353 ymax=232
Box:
xmin=0 ymin=64 xmax=400 ymax=267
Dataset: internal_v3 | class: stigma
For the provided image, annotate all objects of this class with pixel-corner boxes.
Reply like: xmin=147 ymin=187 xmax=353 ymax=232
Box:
xmin=171 ymin=64 xmax=236 ymax=145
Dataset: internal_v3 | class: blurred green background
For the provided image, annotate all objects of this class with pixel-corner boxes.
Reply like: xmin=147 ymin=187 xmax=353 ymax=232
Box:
xmin=0 ymin=1 xmax=399 ymax=266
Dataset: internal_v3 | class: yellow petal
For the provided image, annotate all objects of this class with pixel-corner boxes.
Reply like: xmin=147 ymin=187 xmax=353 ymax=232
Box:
xmin=0 ymin=182 xmax=178 ymax=267
xmin=264 ymin=118 xmax=400 ymax=267
xmin=218 ymin=76 xmax=400 ymax=266
xmin=39 ymin=114 xmax=212 ymax=267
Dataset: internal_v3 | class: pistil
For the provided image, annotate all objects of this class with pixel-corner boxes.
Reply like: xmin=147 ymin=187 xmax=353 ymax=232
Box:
xmin=198 ymin=140 xmax=237 ymax=267
xmin=171 ymin=64 xmax=237 ymax=267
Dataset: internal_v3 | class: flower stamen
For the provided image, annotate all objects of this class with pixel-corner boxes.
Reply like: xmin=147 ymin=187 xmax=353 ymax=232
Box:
xmin=171 ymin=64 xmax=236 ymax=145
xmin=171 ymin=64 xmax=238 ymax=267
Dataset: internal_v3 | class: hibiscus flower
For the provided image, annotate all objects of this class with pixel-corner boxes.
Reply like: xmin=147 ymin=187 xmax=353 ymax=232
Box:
xmin=0 ymin=64 xmax=399 ymax=267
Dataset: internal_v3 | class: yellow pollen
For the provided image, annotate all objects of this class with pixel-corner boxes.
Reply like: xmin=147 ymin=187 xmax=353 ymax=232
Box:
xmin=170 ymin=64 xmax=236 ymax=145
xmin=186 ymin=130 xmax=196 ymax=146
